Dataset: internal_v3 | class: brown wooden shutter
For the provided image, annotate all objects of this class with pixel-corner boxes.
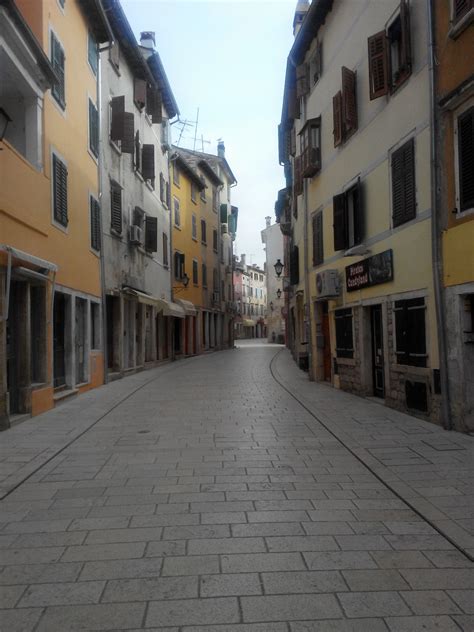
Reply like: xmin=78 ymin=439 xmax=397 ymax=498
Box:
xmin=142 ymin=144 xmax=155 ymax=180
xmin=458 ymin=107 xmax=474 ymax=212
xmin=110 ymin=96 xmax=125 ymax=142
xmin=121 ymin=112 xmax=134 ymax=154
xmin=90 ymin=197 xmax=101 ymax=251
xmin=392 ymin=138 xmax=416 ymax=227
xmin=333 ymin=193 xmax=347 ymax=251
xmin=134 ymin=78 xmax=147 ymax=109
xmin=353 ymin=179 xmax=364 ymax=245
xmin=342 ymin=67 xmax=358 ymax=134
xmin=53 ymin=154 xmax=68 ymax=226
xmin=146 ymin=85 xmax=162 ymax=123
xmin=294 ymin=155 xmax=302 ymax=196
xmin=312 ymin=212 xmax=323 ymax=266
xmin=333 ymin=91 xmax=343 ymax=147
xmin=145 ymin=216 xmax=158 ymax=252
xmin=368 ymin=31 xmax=389 ymax=100
xmin=288 ymin=85 xmax=300 ymax=120
xmin=110 ymin=183 xmax=122 ymax=233
xmin=296 ymin=63 xmax=310 ymax=98
xmin=400 ymin=0 xmax=412 ymax=75
xmin=290 ymin=126 xmax=296 ymax=156
xmin=109 ymin=40 xmax=120 ymax=69
xmin=134 ymin=131 xmax=141 ymax=172
xmin=453 ymin=0 xmax=472 ymax=21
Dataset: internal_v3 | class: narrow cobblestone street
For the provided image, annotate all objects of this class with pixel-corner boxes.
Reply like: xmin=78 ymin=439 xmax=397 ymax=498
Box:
xmin=1 ymin=342 xmax=473 ymax=631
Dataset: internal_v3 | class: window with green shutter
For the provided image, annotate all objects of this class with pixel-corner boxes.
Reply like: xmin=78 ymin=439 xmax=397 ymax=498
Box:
xmin=90 ymin=196 xmax=101 ymax=251
xmin=51 ymin=32 xmax=65 ymax=109
xmin=89 ymin=99 xmax=99 ymax=158
xmin=52 ymin=154 xmax=68 ymax=227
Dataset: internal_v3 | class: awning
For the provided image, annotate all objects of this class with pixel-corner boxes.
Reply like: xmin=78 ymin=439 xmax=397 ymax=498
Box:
xmin=175 ymin=299 xmax=197 ymax=316
xmin=122 ymin=287 xmax=157 ymax=306
xmin=243 ymin=319 xmax=255 ymax=327
xmin=156 ymin=298 xmax=185 ymax=319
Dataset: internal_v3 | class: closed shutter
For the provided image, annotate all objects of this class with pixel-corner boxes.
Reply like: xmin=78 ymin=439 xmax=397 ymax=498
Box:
xmin=342 ymin=66 xmax=358 ymax=134
xmin=51 ymin=33 xmax=65 ymax=107
xmin=333 ymin=193 xmax=347 ymax=251
xmin=134 ymin=78 xmax=147 ymax=109
xmin=290 ymin=246 xmax=299 ymax=285
xmin=90 ymin=197 xmax=101 ymax=251
xmin=296 ymin=63 xmax=310 ymax=99
xmin=392 ymin=138 xmax=416 ymax=227
xmin=146 ymin=86 xmax=162 ymax=123
xmin=110 ymin=183 xmax=122 ymax=234
xmin=110 ymin=96 xmax=125 ymax=142
xmin=121 ymin=112 xmax=135 ymax=154
xmin=333 ymin=91 xmax=343 ymax=147
xmin=201 ymin=219 xmax=207 ymax=243
xmin=453 ymin=0 xmax=472 ymax=21
xmin=166 ymin=181 xmax=170 ymax=208
xmin=109 ymin=40 xmax=120 ymax=69
xmin=312 ymin=212 xmax=323 ymax=266
xmin=290 ymin=126 xmax=296 ymax=156
xmin=458 ymin=107 xmax=474 ymax=212
xmin=145 ymin=216 xmax=158 ymax=252
xmin=89 ymin=100 xmax=99 ymax=157
xmin=294 ymin=156 xmax=302 ymax=196
xmin=353 ymin=178 xmax=364 ymax=246
xmin=220 ymin=203 xmax=228 ymax=224
xmin=53 ymin=154 xmax=68 ymax=226
xmin=162 ymin=232 xmax=168 ymax=266
xmin=400 ymin=0 xmax=412 ymax=75
xmin=193 ymin=260 xmax=198 ymax=284
xmin=159 ymin=173 xmax=165 ymax=203
xmin=368 ymin=31 xmax=389 ymax=100
xmin=142 ymin=144 xmax=155 ymax=180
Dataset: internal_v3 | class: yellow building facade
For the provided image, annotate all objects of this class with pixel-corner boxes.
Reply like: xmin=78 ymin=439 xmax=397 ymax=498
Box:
xmin=0 ymin=0 xmax=111 ymax=428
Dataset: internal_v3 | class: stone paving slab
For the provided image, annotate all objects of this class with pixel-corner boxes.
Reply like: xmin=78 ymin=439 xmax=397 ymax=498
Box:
xmin=0 ymin=342 xmax=473 ymax=630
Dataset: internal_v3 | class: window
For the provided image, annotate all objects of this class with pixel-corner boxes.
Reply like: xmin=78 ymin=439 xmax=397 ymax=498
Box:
xmin=200 ymin=178 xmax=206 ymax=201
xmin=134 ymin=131 xmax=141 ymax=173
xmin=394 ymin=297 xmax=427 ymax=366
xmin=173 ymin=197 xmax=180 ymax=227
xmin=213 ymin=229 xmax=218 ymax=252
xmin=145 ymin=216 xmax=158 ymax=252
xmin=212 ymin=188 xmax=218 ymax=212
xmin=392 ymin=138 xmax=416 ymax=227
xmin=90 ymin=302 xmax=100 ymax=350
xmin=213 ymin=268 xmax=218 ymax=291
xmin=192 ymin=260 xmax=198 ymax=285
xmin=452 ymin=0 xmax=473 ymax=23
xmin=202 ymin=263 xmax=208 ymax=288
xmin=142 ymin=144 xmax=155 ymax=184
xmin=455 ymin=105 xmax=474 ymax=214
xmin=299 ymin=117 xmax=321 ymax=178
xmin=201 ymin=219 xmax=207 ymax=244
xmin=162 ymin=232 xmax=168 ymax=267
xmin=191 ymin=181 xmax=197 ymax=203
xmin=90 ymin=196 xmax=101 ymax=251
xmin=192 ymin=214 xmax=197 ymax=240
xmin=173 ymin=162 xmax=180 ymax=186
xmin=110 ymin=181 xmax=122 ymax=234
xmin=333 ymin=67 xmax=358 ymax=147
xmin=312 ymin=211 xmax=323 ymax=266
xmin=89 ymin=99 xmax=99 ymax=158
xmin=289 ymin=245 xmax=299 ymax=285
xmin=335 ymin=308 xmax=354 ymax=358
xmin=174 ymin=251 xmax=185 ymax=280
xmin=145 ymin=84 xmax=161 ymax=123
xmin=88 ymin=31 xmax=98 ymax=75
xmin=58 ymin=0 xmax=65 ymax=7
xmin=368 ymin=0 xmax=411 ymax=100
xmin=52 ymin=153 xmax=68 ymax=227
xmin=51 ymin=32 xmax=65 ymax=109
xmin=134 ymin=78 xmax=146 ymax=110
xmin=110 ymin=96 xmax=134 ymax=154
xmin=310 ymin=42 xmax=322 ymax=86
xmin=109 ymin=40 xmax=120 ymax=72
xmin=333 ymin=180 xmax=363 ymax=251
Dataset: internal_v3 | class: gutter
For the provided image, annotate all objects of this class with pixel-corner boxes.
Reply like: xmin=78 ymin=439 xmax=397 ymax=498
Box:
xmin=427 ymin=0 xmax=452 ymax=430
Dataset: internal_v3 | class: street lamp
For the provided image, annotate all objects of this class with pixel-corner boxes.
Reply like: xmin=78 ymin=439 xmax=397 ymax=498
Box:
xmin=269 ymin=301 xmax=274 ymax=312
xmin=276 ymin=288 xmax=282 ymax=299
xmin=0 ymin=107 xmax=12 ymax=149
xmin=274 ymin=259 xmax=284 ymax=278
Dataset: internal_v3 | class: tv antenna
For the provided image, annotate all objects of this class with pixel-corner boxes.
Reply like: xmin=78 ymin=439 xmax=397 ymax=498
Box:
xmin=175 ymin=118 xmax=194 ymax=147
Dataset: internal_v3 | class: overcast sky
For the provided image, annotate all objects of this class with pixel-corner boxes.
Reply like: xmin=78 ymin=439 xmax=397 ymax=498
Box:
xmin=121 ymin=0 xmax=296 ymax=268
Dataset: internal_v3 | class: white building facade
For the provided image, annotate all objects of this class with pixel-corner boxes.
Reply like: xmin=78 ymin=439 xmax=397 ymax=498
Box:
xmin=261 ymin=216 xmax=285 ymax=343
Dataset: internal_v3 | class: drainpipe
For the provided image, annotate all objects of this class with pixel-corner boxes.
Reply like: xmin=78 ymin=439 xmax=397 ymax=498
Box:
xmin=303 ymin=177 xmax=314 ymax=381
xmin=427 ymin=0 xmax=452 ymax=430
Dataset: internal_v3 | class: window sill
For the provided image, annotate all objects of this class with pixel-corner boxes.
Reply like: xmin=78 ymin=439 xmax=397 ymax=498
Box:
xmin=110 ymin=228 xmax=122 ymax=239
xmin=51 ymin=218 xmax=68 ymax=234
xmin=146 ymin=181 xmax=155 ymax=192
xmin=135 ymin=170 xmax=144 ymax=182
xmin=145 ymin=113 xmax=153 ymax=127
xmin=335 ymin=355 xmax=355 ymax=365
xmin=448 ymin=9 xmax=474 ymax=39
xmin=192 ymin=237 xmax=198 ymax=242
xmin=454 ymin=206 xmax=474 ymax=219
xmin=88 ymin=148 xmax=99 ymax=165
xmin=174 ymin=224 xmax=181 ymax=230
xmin=110 ymin=140 xmax=122 ymax=156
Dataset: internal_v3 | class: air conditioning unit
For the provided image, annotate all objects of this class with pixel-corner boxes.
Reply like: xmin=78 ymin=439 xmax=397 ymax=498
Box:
xmin=161 ymin=119 xmax=171 ymax=150
xmin=129 ymin=225 xmax=143 ymax=245
xmin=316 ymin=269 xmax=340 ymax=299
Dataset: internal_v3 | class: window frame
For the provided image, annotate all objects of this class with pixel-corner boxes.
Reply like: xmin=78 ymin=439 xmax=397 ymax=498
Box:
xmin=173 ymin=196 xmax=181 ymax=228
xmin=454 ymin=100 xmax=474 ymax=217
xmin=87 ymin=30 xmax=98 ymax=77
xmin=335 ymin=308 xmax=354 ymax=359
xmin=394 ymin=297 xmax=427 ymax=367
xmin=50 ymin=29 xmax=66 ymax=110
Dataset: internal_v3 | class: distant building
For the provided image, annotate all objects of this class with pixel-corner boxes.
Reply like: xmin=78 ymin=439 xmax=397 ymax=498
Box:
xmin=261 ymin=216 xmax=285 ymax=343
xmin=234 ymin=255 xmax=266 ymax=338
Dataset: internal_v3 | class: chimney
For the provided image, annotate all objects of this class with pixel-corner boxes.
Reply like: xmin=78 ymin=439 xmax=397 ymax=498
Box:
xmin=240 ymin=254 xmax=246 ymax=267
xmin=140 ymin=31 xmax=156 ymax=49
xmin=217 ymin=140 xmax=225 ymax=158
xmin=265 ymin=216 xmax=271 ymax=228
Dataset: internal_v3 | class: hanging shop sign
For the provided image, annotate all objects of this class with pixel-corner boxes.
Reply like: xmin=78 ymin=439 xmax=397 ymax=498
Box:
xmin=346 ymin=249 xmax=393 ymax=292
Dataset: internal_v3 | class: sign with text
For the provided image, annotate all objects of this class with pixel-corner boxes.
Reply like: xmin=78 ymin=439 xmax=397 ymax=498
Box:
xmin=346 ymin=249 xmax=393 ymax=292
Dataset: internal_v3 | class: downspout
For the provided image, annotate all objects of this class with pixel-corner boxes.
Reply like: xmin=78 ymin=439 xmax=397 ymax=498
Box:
xmin=303 ymin=177 xmax=314 ymax=381
xmin=427 ymin=0 xmax=452 ymax=429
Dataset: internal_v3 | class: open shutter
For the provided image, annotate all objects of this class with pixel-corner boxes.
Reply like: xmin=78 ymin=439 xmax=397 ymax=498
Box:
xmin=400 ymin=0 xmax=412 ymax=75
xmin=333 ymin=91 xmax=343 ymax=147
xmin=312 ymin=212 xmax=323 ymax=266
xmin=353 ymin=178 xmax=364 ymax=245
xmin=142 ymin=144 xmax=155 ymax=180
xmin=166 ymin=181 xmax=170 ymax=208
xmin=453 ymin=0 xmax=472 ymax=21
xmin=159 ymin=173 xmax=165 ymax=202
xmin=110 ymin=96 xmax=125 ymax=142
xmin=296 ymin=63 xmax=310 ymax=99
xmin=290 ymin=126 xmax=296 ymax=156
xmin=288 ymin=84 xmax=300 ymax=120
xmin=53 ymin=155 xmax=68 ymax=226
xmin=333 ymin=193 xmax=347 ymax=251
xmin=368 ymin=31 xmax=389 ymax=100
xmin=145 ymin=216 xmax=158 ymax=252
xmin=121 ymin=112 xmax=134 ymax=154
xmin=342 ymin=66 xmax=358 ymax=134
xmin=90 ymin=198 xmax=101 ymax=251
xmin=109 ymin=40 xmax=120 ymax=69
xmin=110 ymin=183 xmax=122 ymax=233
xmin=146 ymin=85 xmax=162 ymax=123
xmin=134 ymin=78 xmax=147 ymax=109
xmin=458 ymin=107 xmax=474 ymax=212
xmin=89 ymin=100 xmax=99 ymax=157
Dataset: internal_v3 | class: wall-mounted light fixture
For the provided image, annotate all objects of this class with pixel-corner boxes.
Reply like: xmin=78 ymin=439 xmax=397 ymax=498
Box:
xmin=276 ymin=288 xmax=282 ymax=299
xmin=274 ymin=259 xmax=284 ymax=278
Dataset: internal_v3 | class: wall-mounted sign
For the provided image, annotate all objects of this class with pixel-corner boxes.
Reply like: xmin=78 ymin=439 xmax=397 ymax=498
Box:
xmin=346 ymin=249 xmax=393 ymax=292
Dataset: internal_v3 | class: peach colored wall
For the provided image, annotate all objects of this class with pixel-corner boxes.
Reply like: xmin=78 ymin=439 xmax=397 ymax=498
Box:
xmin=31 ymin=387 xmax=54 ymax=416
xmin=77 ymin=352 xmax=104 ymax=393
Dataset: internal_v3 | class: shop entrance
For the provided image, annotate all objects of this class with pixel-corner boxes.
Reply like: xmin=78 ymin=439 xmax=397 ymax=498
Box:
xmin=371 ymin=304 xmax=385 ymax=398
xmin=322 ymin=302 xmax=332 ymax=381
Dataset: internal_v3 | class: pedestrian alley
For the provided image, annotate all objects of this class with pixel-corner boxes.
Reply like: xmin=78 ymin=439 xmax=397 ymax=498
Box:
xmin=0 ymin=343 xmax=473 ymax=631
